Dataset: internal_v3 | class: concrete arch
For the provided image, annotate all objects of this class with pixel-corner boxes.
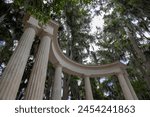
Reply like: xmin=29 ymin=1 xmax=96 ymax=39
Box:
xmin=49 ymin=24 xmax=138 ymax=99
xmin=47 ymin=21 xmax=138 ymax=100
xmin=49 ymin=22 xmax=126 ymax=78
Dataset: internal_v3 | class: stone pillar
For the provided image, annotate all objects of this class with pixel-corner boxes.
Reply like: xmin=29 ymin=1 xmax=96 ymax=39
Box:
xmin=0 ymin=17 xmax=40 ymax=100
xmin=117 ymin=73 xmax=135 ymax=100
xmin=123 ymin=71 xmax=138 ymax=100
xmin=25 ymin=37 xmax=51 ymax=100
xmin=24 ymin=22 xmax=57 ymax=100
xmin=52 ymin=64 xmax=62 ymax=100
xmin=84 ymin=76 xmax=93 ymax=100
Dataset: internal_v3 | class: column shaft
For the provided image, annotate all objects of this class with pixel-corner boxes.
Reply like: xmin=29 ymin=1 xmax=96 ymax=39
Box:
xmin=0 ymin=27 xmax=36 ymax=99
xmin=117 ymin=73 xmax=134 ymax=100
xmin=25 ymin=36 xmax=51 ymax=100
xmin=124 ymin=71 xmax=138 ymax=100
xmin=52 ymin=64 xmax=62 ymax=100
xmin=84 ymin=76 xmax=93 ymax=100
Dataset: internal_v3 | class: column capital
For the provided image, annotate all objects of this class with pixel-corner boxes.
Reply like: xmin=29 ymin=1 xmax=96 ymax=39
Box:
xmin=40 ymin=24 xmax=54 ymax=38
xmin=24 ymin=15 xmax=41 ymax=34
xmin=48 ymin=20 xmax=59 ymax=31
xmin=40 ymin=20 xmax=59 ymax=39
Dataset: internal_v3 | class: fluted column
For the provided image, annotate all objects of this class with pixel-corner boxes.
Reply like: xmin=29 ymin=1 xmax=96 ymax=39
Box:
xmin=25 ymin=36 xmax=51 ymax=100
xmin=84 ymin=76 xmax=93 ymax=100
xmin=117 ymin=72 xmax=135 ymax=100
xmin=24 ymin=21 xmax=59 ymax=100
xmin=52 ymin=64 xmax=62 ymax=100
xmin=0 ymin=17 xmax=40 ymax=100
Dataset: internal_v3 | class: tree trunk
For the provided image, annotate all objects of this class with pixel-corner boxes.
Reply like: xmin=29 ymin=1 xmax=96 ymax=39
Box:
xmin=125 ymin=27 xmax=150 ymax=86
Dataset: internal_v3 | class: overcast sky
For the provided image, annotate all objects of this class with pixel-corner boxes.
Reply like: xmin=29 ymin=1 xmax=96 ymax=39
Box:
xmin=90 ymin=15 xmax=104 ymax=34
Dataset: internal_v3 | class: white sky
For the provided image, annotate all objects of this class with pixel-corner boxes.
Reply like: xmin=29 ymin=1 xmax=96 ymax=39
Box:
xmin=90 ymin=15 xmax=104 ymax=34
xmin=4 ymin=0 xmax=13 ymax=3
xmin=90 ymin=14 xmax=104 ymax=50
xmin=83 ymin=15 xmax=104 ymax=64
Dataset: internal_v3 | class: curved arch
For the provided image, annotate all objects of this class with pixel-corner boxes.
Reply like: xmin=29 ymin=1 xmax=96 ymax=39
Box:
xmin=49 ymin=23 xmax=126 ymax=78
